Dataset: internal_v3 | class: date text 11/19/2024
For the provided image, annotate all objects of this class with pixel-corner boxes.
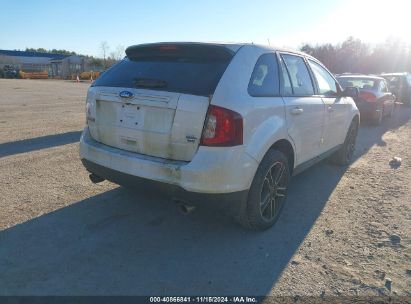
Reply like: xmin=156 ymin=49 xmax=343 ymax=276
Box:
xmin=149 ymin=296 xmax=258 ymax=303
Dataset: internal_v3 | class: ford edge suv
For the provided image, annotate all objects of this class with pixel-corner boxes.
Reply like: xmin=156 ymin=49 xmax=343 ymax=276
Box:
xmin=80 ymin=42 xmax=360 ymax=230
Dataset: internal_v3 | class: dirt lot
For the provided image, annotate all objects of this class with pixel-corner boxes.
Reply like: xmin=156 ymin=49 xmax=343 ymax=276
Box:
xmin=0 ymin=79 xmax=410 ymax=299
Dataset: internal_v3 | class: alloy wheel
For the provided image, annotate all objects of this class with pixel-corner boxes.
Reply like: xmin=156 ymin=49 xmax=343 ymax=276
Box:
xmin=259 ymin=161 xmax=287 ymax=222
xmin=346 ymin=124 xmax=357 ymax=162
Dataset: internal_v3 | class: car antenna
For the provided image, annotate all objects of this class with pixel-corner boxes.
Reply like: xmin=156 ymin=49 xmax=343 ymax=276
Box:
xmin=267 ymin=38 xmax=271 ymax=46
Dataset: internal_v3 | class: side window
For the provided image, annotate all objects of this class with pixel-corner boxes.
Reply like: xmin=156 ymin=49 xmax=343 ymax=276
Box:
xmin=389 ymin=77 xmax=400 ymax=88
xmin=248 ymin=53 xmax=280 ymax=97
xmin=308 ymin=59 xmax=337 ymax=96
xmin=281 ymin=54 xmax=314 ymax=96
xmin=279 ymin=58 xmax=293 ymax=95
xmin=379 ymin=80 xmax=388 ymax=92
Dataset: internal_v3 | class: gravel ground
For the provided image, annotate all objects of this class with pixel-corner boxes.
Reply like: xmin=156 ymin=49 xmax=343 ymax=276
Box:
xmin=0 ymin=79 xmax=410 ymax=300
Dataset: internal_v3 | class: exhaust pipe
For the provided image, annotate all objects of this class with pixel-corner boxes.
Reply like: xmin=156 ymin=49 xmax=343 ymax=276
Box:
xmin=89 ymin=173 xmax=105 ymax=184
xmin=179 ymin=204 xmax=196 ymax=214
xmin=173 ymin=199 xmax=196 ymax=214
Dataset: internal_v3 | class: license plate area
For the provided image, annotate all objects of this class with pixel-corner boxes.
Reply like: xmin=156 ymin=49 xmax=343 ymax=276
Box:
xmin=120 ymin=104 xmax=142 ymax=128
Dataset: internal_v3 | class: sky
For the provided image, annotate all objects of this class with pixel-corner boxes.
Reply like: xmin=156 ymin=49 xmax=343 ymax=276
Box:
xmin=1 ymin=0 xmax=410 ymax=57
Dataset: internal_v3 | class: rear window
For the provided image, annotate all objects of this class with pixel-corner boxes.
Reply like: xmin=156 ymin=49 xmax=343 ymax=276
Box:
xmin=92 ymin=44 xmax=234 ymax=97
xmin=385 ymin=76 xmax=399 ymax=86
xmin=248 ymin=53 xmax=280 ymax=97
xmin=337 ymin=77 xmax=379 ymax=90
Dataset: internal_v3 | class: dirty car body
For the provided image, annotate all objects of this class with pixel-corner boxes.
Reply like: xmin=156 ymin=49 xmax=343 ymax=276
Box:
xmin=80 ymin=42 xmax=360 ymax=230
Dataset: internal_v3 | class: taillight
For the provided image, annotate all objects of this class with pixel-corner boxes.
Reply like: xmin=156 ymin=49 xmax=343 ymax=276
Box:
xmin=200 ymin=105 xmax=243 ymax=147
xmin=359 ymin=92 xmax=377 ymax=102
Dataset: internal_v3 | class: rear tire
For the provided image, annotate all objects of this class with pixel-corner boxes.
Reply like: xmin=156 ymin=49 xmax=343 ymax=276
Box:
xmin=388 ymin=103 xmax=395 ymax=117
xmin=332 ymin=119 xmax=358 ymax=166
xmin=236 ymin=150 xmax=290 ymax=231
xmin=371 ymin=109 xmax=383 ymax=125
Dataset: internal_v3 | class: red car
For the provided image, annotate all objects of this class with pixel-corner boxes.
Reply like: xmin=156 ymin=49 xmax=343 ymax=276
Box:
xmin=337 ymin=74 xmax=395 ymax=125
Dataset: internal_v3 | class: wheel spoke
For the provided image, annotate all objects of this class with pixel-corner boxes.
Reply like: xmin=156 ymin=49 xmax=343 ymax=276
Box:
xmin=261 ymin=192 xmax=271 ymax=213
xmin=276 ymin=186 xmax=287 ymax=198
xmin=270 ymin=197 xmax=276 ymax=218
xmin=274 ymin=162 xmax=285 ymax=185
xmin=267 ymin=169 xmax=275 ymax=190
xmin=263 ymin=177 xmax=271 ymax=189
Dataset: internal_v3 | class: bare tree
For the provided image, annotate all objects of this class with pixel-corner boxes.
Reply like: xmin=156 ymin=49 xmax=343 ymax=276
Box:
xmin=115 ymin=45 xmax=125 ymax=61
xmin=100 ymin=41 xmax=110 ymax=68
xmin=109 ymin=51 xmax=116 ymax=60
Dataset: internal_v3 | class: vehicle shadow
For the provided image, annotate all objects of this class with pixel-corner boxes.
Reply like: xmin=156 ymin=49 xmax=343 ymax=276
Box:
xmin=0 ymin=131 xmax=82 ymax=158
xmin=0 ymin=106 xmax=409 ymax=296
xmin=0 ymin=165 xmax=343 ymax=296
xmin=354 ymin=104 xmax=411 ymax=160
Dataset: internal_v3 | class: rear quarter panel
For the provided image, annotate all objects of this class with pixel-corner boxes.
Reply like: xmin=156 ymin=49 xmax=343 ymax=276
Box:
xmin=211 ymin=45 xmax=294 ymax=165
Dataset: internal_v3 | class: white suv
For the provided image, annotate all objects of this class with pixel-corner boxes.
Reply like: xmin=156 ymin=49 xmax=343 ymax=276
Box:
xmin=80 ymin=42 xmax=359 ymax=230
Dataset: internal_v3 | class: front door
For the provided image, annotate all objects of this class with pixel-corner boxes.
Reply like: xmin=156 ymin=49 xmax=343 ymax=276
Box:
xmin=279 ymin=53 xmax=325 ymax=166
xmin=307 ymin=59 xmax=351 ymax=151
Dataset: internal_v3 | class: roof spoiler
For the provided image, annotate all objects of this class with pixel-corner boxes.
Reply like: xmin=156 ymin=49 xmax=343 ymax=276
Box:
xmin=125 ymin=43 xmax=235 ymax=61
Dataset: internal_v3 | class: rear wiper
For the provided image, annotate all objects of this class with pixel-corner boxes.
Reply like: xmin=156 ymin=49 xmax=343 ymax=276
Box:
xmin=133 ymin=78 xmax=167 ymax=88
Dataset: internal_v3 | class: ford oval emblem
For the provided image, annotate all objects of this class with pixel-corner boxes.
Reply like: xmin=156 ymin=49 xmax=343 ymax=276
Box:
xmin=119 ymin=90 xmax=134 ymax=98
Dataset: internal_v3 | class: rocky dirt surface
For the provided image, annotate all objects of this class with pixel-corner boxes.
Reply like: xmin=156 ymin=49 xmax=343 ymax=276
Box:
xmin=0 ymin=79 xmax=409 ymax=301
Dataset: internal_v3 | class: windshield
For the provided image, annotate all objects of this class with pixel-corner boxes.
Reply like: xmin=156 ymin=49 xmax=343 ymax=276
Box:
xmin=337 ymin=77 xmax=379 ymax=90
xmin=92 ymin=45 xmax=234 ymax=97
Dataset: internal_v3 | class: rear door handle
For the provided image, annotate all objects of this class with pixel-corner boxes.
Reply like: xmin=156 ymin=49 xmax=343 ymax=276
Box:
xmin=327 ymin=105 xmax=334 ymax=112
xmin=290 ymin=107 xmax=304 ymax=115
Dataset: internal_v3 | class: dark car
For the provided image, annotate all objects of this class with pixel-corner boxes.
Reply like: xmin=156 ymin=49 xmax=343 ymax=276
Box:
xmin=3 ymin=65 xmax=18 ymax=79
xmin=337 ymin=74 xmax=395 ymax=125
xmin=380 ymin=72 xmax=411 ymax=105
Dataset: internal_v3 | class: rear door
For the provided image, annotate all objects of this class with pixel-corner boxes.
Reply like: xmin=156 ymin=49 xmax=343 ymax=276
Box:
xmin=279 ymin=53 xmax=325 ymax=165
xmin=86 ymin=44 xmax=234 ymax=162
xmin=307 ymin=59 xmax=351 ymax=151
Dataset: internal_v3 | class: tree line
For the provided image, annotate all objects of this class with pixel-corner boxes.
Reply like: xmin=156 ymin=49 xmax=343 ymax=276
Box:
xmin=24 ymin=48 xmax=77 ymax=56
xmin=20 ymin=37 xmax=411 ymax=74
xmin=300 ymin=37 xmax=411 ymax=74
xmin=20 ymin=43 xmax=125 ymax=70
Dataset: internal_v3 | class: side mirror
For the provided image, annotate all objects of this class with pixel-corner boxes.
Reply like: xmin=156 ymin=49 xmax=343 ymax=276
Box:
xmin=343 ymin=86 xmax=359 ymax=98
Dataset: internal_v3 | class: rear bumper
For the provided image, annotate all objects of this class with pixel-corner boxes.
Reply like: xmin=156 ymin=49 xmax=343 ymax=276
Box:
xmin=356 ymin=102 xmax=380 ymax=117
xmin=82 ymin=158 xmax=248 ymax=215
xmin=80 ymin=127 xmax=257 ymax=194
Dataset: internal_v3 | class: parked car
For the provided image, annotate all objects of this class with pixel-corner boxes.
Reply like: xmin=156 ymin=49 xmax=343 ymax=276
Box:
xmin=80 ymin=42 xmax=359 ymax=230
xmin=2 ymin=65 xmax=18 ymax=79
xmin=380 ymin=72 xmax=411 ymax=105
xmin=337 ymin=74 xmax=395 ymax=125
